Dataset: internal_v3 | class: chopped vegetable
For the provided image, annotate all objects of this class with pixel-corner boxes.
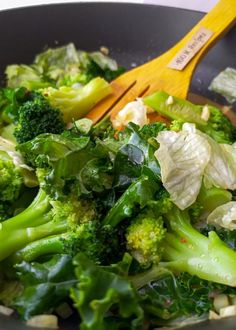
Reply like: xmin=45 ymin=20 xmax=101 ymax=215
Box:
xmin=111 ymin=98 xmax=149 ymax=130
xmin=155 ymin=123 xmax=236 ymax=209
xmin=209 ymin=67 xmax=236 ymax=104
xmin=2 ymin=44 xmax=236 ymax=330
xmin=43 ymin=77 xmax=112 ymax=122
xmin=26 ymin=315 xmax=59 ymax=328
xmin=207 ymin=202 xmax=236 ymax=230
xmin=144 ymin=91 xmax=236 ymax=144
xmin=155 ymin=123 xmax=210 ymax=209
xmin=0 ymin=305 xmax=14 ymax=316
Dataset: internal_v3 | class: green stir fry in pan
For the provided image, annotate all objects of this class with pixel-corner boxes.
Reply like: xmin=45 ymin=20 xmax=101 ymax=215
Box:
xmin=1 ymin=43 xmax=236 ymax=329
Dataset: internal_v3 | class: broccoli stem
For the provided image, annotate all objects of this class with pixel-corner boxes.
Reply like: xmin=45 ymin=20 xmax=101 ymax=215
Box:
xmin=130 ymin=266 xmax=169 ymax=289
xmin=0 ymin=189 xmax=50 ymax=232
xmin=0 ymin=215 xmax=67 ymax=262
xmin=197 ymin=185 xmax=232 ymax=214
xmin=9 ymin=235 xmax=65 ymax=264
xmin=162 ymin=207 xmax=236 ymax=287
xmin=0 ymin=188 xmax=69 ymax=262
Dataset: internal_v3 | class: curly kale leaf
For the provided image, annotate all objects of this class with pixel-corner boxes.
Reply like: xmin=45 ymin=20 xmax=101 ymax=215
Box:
xmin=13 ymin=254 xmax=76 ymax=320
xmin=71 ymin=253 xmax=143 ymax=330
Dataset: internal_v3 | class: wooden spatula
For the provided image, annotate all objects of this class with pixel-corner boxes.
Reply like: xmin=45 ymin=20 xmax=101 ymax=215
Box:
xmin=86 ymin=0 xmax=236 ymax=124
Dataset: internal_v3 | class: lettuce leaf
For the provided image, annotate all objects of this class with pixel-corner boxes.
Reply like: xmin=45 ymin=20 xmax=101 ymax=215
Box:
xmin=209 ymin=67 xmax=236 ymax=104
xmin=155 ymin=123 xmax=210 ymax=209
xmin=155 ymin=123 xmax=236 ymax=209
xmin=202 ymin=135 xmax=236 ymax=190
xmin=207 ymin=201 xmax=236 ymax=230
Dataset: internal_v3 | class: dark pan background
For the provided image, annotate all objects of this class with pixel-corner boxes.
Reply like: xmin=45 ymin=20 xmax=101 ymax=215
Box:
xmin=0 ymin=2 xmax=235 ymax=329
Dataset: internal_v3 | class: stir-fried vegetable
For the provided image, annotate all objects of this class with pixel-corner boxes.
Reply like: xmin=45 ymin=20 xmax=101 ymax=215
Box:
xmin=1 ymin=43 xmax=236 ymax=330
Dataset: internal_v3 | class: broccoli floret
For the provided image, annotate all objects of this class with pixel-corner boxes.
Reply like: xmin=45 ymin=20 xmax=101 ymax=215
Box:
xmin=144 ymin=91 xmax=236 ymax=144
xmin=204 ymin=105 xmax=236 ymax=144
xmin=0 ymin=87 xmax=65 ymax=144
xmin=122 ymin=186 xmax=236 ymax=287
xmin=10 ymin=221 xmax=123 ymax=266
xmin=139 ymin=122 xmax=167 ymax=142
xmin=0 ymin=187 xmax=101 ymax=263
xmin=169 ymin=119 xmax=183 ymax=132
xmin=13 ymin=91 xmax=65 ymax=144
xmin=161 ymin=206 xmax=236 ymax=287
xmin=0 ymin=159 xmax=22 ymax=203
xmin=0 ymin=137 xmax=38 ymax=221
xmin=126 ymin=208 xmax=166 ymax=268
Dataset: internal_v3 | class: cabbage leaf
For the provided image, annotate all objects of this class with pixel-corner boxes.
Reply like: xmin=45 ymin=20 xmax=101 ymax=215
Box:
xmin=155 ymin=123 xmax=210 ymax=209
xmin=155 ymin=123 xmax=236 ymax=209
xmin=207 ymin=201 xmax=236 ymax=230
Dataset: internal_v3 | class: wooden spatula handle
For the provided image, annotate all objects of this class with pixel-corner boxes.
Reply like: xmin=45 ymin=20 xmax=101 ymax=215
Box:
xmin=154 ymin=0 xmax=236 ymax=98
xmin=87 ymin=0 xmax=235 ymax=123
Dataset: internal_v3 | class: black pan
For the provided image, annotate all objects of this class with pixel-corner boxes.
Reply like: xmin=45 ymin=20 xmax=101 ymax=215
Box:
xmin=0 ymin=2 xmax=235 ymax=330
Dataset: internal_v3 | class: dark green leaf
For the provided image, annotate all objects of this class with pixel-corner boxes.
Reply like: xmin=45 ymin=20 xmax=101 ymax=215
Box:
xmin=13 ymin=254 xmax=76 ymax=320
xmin=103 ymin=175 xmax=160 ymax=227
xmin=71 ymin=253 xmax=143 ymax=330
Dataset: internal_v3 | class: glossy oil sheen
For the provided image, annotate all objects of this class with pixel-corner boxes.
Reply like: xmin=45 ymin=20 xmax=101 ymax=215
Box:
xmin=0 ymin=3 xmax=235 ymax=330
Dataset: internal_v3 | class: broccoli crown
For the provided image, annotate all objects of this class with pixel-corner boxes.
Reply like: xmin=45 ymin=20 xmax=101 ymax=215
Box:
xmin=169 ymin=119 xmax=183 ymax=132
xmin=0 ymin=159 xmax=23 ymax=202
xmin=204 ymin=105 xmax=236 ymax=144
xmin=126 ymin=208 xmax=166 ymax=268
xmin=0 ymin=202 xmax=13 ymax=222
xmin=71 ymin=222 xmax=123 ymax=265
xmin=49 ymin=197 xmax=98 ymax=228
xmin=2 ymin=187 xmax=125 ymax=266
xmin=139 ymin=122 xmax=167 ymax=142
xmin=13 ymin=91 xmax=65 ymax=144
xmin=0 ymin=186 xmax=100 ymax=262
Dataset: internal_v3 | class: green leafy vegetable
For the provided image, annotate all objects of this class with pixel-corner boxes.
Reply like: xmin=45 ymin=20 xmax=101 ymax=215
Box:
xmin=13 ymin=254 xmax=76 ymax=320
xmin=207 ymin=201 xmax=236 ymax=230
xmin=155 ymin=123 xmax=210 ymax=209
xmin=5 ymin=65 xmax=48 ymax=90
xmin=209 ymin=67 xmax=236 ymax=104
xmin=155 ymin=123 xmax=236 ymax=209
xmin=42 ymin=77 xmax=112 ymax=123
xmin=2 ymin=42 xmax=236 ymax=330
xmin=18 ymin=132 xmax=113 ymax=199
xmin=103 ymin=175 xmax=160 ymax=227
xmin=71 ymin=253 xmax=143 ymax=330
